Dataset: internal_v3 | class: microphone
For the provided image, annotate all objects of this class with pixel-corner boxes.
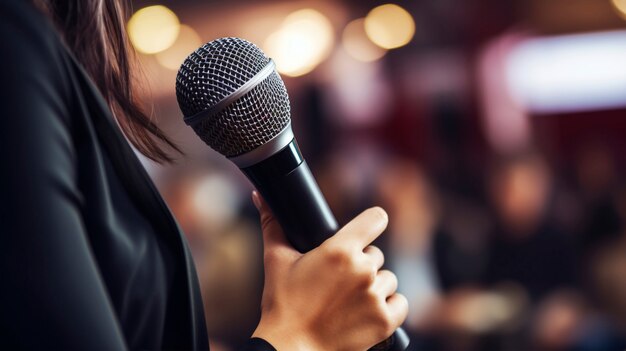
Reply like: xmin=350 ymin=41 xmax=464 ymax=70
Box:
xmin=175 ymin=37 xmax=409 ymax=351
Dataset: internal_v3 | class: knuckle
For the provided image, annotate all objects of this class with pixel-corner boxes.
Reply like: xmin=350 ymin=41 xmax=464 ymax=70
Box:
xmin=360 ymin=263 xmax=377 ymax=285
xmin=352 ymin=259 xmax=376 ymax=286
xmin=385 ymin=270 xmax=399 ymax=288
xmin=366 ymin=286 xmax=381 ymax=304
xmin=397 ymin=293 xmax=410 ymax=312
xmin=371 ymin=245 xmax=383 ymax=256
xmin=366 ymin=245 xmax=384 ymax=260
xmin=324 ymin=244 xmax=351 ymax=267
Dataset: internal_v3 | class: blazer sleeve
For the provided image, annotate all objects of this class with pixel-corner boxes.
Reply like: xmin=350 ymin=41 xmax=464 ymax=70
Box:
xmin=241 ymin=338 xmax=277 ymax=351
xmin=0 ymin=3 xmax=127 ymax=350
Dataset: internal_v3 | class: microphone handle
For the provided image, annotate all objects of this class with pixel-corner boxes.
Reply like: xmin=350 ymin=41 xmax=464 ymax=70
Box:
xmin=241 ymin=139 xmax=409 ymax=351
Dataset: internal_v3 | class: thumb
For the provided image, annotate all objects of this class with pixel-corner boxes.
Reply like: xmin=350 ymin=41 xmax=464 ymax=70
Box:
xmin=252 ymin=191 xmax=298 ymax=258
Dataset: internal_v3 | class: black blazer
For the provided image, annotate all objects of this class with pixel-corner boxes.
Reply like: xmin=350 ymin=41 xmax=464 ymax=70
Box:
xmin=0 ymin=2 xmax=277 ymax=350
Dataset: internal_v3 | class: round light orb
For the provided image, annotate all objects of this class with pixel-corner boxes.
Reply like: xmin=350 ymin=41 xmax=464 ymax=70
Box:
xmin=342 ymin=18 xmax=387 ymax=62
xmin=364 ymin=4 xmax=415 ymax=49
xmin=264 ymin=9 xmax=334 ymax=77
xmin=156 ymin=25 xmax=202 ymax=70
xmin=128 ymin=5 xmax=180 ymax=54
xmin=612 ymin=0 xmax=626 ymax=19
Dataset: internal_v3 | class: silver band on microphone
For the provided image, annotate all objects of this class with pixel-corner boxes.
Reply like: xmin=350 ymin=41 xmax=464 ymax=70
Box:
xmin=183 ymin=59 xmax=276 ymax=127
xmin=228 ymin=123 xmax=294 ymax=168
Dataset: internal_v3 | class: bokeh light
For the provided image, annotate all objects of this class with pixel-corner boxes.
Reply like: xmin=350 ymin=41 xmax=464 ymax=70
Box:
xmin=364 ymin=4 xmax=415 ymax=49
xmin=263 ymin=9 xmax=334 ymax=77
xmin=506 ymin=30 xmax=626 ymax=114
xmin=191 ymin=174 xmax=240 ymax=231
xmin=342 ymin=18 xmax=387 ymax=62
xmin=612 ymin=0 xmax=626 ymax=19
xmin=128 ymin=5 xmax=180 ymax=54
xmin=156 ymin=25 xmax=202 ymax=70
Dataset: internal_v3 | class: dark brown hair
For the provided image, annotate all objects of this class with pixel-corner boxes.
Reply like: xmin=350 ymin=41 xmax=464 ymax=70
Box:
xmin=34 ymin=0 xmax=181 ymax=163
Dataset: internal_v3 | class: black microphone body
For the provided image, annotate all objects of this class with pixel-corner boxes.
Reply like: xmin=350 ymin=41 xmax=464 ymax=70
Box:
xmin=241 ymin=139 xmax=336 ymax=252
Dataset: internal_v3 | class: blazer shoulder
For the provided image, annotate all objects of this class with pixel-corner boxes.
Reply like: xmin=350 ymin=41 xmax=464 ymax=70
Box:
xmin=0 ymin=1 xmax=74 ymax=124
xmin=1 ymin=2 xmax=62 ymax=49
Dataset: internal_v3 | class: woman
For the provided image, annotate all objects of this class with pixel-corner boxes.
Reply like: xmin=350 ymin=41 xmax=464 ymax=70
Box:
xmin=0 ymin=1 xmax=408 ymax=350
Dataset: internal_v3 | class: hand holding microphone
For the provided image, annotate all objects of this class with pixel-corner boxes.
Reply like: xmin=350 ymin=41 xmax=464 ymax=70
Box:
xmin=176 ymin=37 xmax=410 ymax=350
xmin=251 ymin=193 xmax=408 ymax=351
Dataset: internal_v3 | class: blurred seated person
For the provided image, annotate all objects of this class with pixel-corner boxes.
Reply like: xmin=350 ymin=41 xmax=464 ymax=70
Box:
xmin=485 ymin=152 xmax=577 ymax=300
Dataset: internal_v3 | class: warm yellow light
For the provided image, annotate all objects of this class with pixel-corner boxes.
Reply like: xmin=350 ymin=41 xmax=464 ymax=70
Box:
xmin=264 ymin=9 xmax=334 ymax=77
xmin=612 ymin=0 xmax=626 ymax=18
xmin=128 ymin=5 xmax=180 ymax=54
xmin=342 ymin=18 xmax=387 ymax=62
xmin=156 ymin=25 xmax=202 ymax=70
xmin=364 ymin=4 xmax=415 ymax=49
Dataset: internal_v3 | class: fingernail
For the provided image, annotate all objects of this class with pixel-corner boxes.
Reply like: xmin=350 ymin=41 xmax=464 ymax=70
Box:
xmin=252 ymin=191 xmax=261 ymax=210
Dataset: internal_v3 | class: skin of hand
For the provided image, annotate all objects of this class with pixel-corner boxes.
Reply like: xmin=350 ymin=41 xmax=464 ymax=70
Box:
xmin=251 ymin=191 xmax=409 ymax=351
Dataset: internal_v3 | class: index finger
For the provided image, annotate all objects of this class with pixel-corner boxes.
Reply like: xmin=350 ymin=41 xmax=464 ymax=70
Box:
xmin=328 ymin=207 xmax=389 ymax=249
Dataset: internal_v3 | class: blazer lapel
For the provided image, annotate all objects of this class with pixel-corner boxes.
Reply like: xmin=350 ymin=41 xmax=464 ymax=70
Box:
xmin=66 ymin=53 xmax=209 ymax=349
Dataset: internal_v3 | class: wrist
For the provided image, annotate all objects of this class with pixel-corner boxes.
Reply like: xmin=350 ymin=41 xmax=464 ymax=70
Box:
xmin=252 ymin=316 xmax=323 ymax=351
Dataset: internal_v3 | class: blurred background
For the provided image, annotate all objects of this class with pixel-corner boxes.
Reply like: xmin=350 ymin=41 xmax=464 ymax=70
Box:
xmin=127 ymin=0 xmax=626 ymax=350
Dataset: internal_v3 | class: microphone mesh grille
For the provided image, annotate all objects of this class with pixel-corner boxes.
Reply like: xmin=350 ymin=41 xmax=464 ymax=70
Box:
xmin=176 ymin=37 xmax=291 ymax=157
